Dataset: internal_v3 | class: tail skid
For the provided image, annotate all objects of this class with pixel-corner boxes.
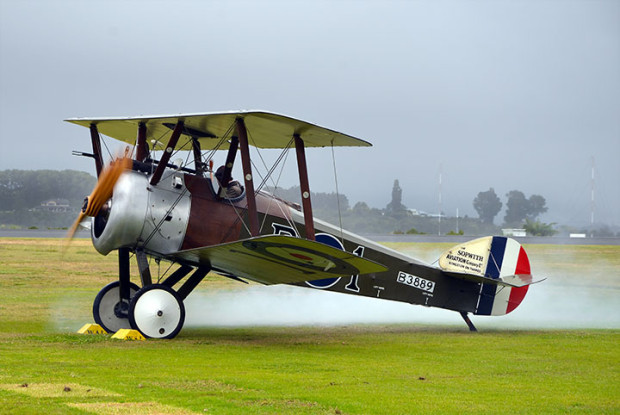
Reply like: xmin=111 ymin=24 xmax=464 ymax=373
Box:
xmin=460 ymin=312 xmax=478 ymax=332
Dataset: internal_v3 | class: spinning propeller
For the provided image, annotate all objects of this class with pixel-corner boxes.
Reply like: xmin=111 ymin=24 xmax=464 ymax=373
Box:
xmin=67 ymin=155 xmax=132 ymax=241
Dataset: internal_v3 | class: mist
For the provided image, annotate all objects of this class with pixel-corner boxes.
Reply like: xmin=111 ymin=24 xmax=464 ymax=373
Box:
xmin=1 ymin=1 xmax=619 ymax=227
xmin=184 ymin=234 xmax=620 ymax=332
xmin=184 ymin=279 xmax=619 ymax=331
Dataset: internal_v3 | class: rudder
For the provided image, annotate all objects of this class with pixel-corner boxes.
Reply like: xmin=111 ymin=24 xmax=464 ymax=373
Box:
xmin=439 ymin=236 xmax=531 ymax=316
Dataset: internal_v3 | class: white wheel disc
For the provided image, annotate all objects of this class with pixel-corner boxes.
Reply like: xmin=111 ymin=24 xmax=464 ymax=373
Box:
xmin=130 ymin=286 xmax=184 ymax=339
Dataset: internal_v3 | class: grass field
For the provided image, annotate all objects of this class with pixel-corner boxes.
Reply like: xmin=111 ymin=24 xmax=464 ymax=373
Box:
xmin=0 ymin=238 xmax=618 ymax=414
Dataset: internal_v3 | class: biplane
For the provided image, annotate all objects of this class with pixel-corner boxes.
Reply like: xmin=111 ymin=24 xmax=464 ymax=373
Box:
xmin=65 ymin=111 xmax=543 ymax=339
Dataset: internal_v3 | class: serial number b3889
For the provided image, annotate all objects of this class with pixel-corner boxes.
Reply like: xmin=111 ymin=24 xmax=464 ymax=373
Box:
xmin=396 ymin=271 xmax=435 ymax=293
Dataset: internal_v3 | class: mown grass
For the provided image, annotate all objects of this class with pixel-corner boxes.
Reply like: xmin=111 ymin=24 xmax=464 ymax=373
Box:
xmin=0 ymin=238 xmax=618 ymax=414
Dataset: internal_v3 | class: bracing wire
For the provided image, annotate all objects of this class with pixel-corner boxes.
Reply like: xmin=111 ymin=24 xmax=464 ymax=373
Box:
xmin=142 ymin=187 xmax=190 ymax=248
xmin=257 ymin=144 xmax=300 ymax=235
xmin=254 ymin=138 xmax=294 ymax=193
xmin=157 ymin=261 xmax=176 ymax=284
xmin=202 ymin=121 xmax=237 ymax=166
xmin=140 ymin=122 xmax=237 ymax=248
xmin=331 ymin=140 xmax=345 ymax=243
xmin=248 ymin=133 xmax=301 ymax=236
xmin=159 ymin=121 xmax=234 ymax=184
xmin=99 ymin=133 xmax=113 ymax=162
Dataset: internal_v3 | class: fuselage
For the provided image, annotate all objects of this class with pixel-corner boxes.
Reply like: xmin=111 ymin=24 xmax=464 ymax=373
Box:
xmin=92 ymin=167 xmax=526 ymax=317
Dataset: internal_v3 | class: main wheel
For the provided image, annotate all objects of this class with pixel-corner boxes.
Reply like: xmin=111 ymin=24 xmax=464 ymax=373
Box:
xmin=93 ymin=280 xmax=140 ymax=333
xmin=129 ymin=284 xmax=185 ymax=339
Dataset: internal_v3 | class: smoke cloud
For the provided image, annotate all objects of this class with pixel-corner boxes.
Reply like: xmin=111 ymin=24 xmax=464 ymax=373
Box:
xmin=184 ymin=278 xmax=619 ymax=330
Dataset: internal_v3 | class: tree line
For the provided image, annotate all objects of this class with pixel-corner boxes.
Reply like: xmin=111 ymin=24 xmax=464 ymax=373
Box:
xmin=473 ymin=188 xmax=547 ymax=227
xmin=472 ymin=188 xmax=553 ymax=236
xmin=0 ymin=170 xmax=96 ymax=228
xmin=0 ymin=170 xmax=591 ymax=237
xmin=0 ymin=170 xmax=96 ymax=211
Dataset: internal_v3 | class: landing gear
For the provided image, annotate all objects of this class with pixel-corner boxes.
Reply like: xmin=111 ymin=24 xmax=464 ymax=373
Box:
xmin=93 ymin=280 xmax=140 ymax=333
xmin=129 ymin=284 xmax=185 ymax=339
xmin=460 ymin=311 xmax=478 ymax=332
xmin=90 ymin=247 xmax=208 ymax=339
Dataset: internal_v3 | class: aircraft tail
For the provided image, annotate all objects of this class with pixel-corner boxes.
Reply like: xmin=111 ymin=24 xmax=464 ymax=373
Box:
xmin=439 ymin=236 xmax=537 ymax=316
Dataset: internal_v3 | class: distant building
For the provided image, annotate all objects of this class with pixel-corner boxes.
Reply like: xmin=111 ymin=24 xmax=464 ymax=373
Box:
xmin=569 ymin=233 xmax=587 ymax=238
xmin=38 ymin=199 xmax=72 ymax=213
xmin=502 ymin=228 xmax=527 ymax=237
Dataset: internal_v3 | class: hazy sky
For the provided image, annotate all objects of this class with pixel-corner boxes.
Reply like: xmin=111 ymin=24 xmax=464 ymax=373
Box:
xmin=1 ymin=0 xmax=618 ymax=226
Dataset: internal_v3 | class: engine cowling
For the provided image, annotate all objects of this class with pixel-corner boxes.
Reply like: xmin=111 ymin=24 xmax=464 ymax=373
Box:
xmin=91 ymin=169 xmax=191 ymax=256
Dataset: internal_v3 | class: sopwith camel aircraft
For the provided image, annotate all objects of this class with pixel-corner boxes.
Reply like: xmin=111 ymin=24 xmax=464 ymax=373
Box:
xmin=65 ymin=111 xmax=543 ymax=339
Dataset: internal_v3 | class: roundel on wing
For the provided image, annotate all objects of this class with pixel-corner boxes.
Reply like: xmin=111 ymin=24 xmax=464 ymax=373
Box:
xmin=305 ymin=233 xmax=343 ymax=289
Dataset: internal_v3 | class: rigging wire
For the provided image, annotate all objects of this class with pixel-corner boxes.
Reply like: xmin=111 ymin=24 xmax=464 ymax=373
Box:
xmin=245 ymin=130 xmax=300 ymax=235
xmin=202 ymin=121 xmax=237 ymax=166
xmin=157 ymin=260 xmax=176 ymax=284
xmin=98 ymin=133 xmax=114 ymax=162
xmin=251 ymin=133 xmax=300 ymax=235
xmin=223 ymin=197 xmax=253 ymax=237
xmin=141 ymin=186 xmax=190 ymax=248
xmin=158 ymin=122 xmax=233 ymax=185
xmin=140 ymin=123 xmax=234 ymax=245
xmin=258 ymin=144 xmax=300 ymax=235
xmin=206 ymin=120 xmax=255 ymax=241
xmin=253 ymin=137 xmax=294 ymax=193
xmin=331 ymin=140 xmax=345 ymax=243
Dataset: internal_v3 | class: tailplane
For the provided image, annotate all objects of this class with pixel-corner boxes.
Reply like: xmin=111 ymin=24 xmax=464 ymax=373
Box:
xmin=439 ymin=236 xmax=543 ymax=316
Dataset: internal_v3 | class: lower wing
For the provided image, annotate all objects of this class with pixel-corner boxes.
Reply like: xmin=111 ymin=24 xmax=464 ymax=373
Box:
xmin=171 ymin=235 xmax=388 ymax=285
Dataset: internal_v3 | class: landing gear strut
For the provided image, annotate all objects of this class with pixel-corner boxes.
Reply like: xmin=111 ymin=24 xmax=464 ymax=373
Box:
xmin=460 ymin=312 xmax=478 ymax=332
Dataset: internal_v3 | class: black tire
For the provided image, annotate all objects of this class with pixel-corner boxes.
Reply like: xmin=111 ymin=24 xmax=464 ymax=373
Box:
xmin=128 ymin=284 xmax=185 ymax=339
xmin=92 ymin=280 xmax=140 ymax=334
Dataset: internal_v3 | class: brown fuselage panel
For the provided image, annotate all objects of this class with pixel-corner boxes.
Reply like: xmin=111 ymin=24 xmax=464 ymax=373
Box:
xmin=181 ymin=174 xmax=243 ymax=249
xmin=181 ymin=174 xmax=293 ymax=250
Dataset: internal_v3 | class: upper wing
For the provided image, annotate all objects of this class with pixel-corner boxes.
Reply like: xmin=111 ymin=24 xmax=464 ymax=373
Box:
xmin=171 ymin=235 xmax=388 ymax=285
xmin=65 ymin=110 xmax=372 ymax=150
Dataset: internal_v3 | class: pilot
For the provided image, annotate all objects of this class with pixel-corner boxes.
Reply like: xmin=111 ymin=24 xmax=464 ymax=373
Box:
xmin=215 ymin=166 xmax=243 ymax=199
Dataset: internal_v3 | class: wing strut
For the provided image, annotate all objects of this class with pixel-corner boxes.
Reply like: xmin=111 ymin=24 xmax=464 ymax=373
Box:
xmin=294 ymin=134 xmax=315 ymax=240
xmin=150 ymin=121 xmax=184 ymax=186
xmin=136 ymin=122 xmax=148 ymax=162
xmin=89 ymin=123 xmax=104 ymax=177
xmin=236 ymin=118 xmax=259 ymax=236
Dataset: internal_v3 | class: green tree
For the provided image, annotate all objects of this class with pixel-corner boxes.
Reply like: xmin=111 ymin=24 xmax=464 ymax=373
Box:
xmin=523 ymin=219 xmax=557 ymax=236
xmin=504 ymin=190 xmax=548 ymax=226
xmin=266 ymin=185 xmax=349 ymax=211
xmin=527 ymin=194 xmax=548 ymax=220
xmin=504 ymin=190 xmax=529 ymax=226
xmin=473 ymin=188 xmax=502 ymax=224
xmin=0 ymin=170 xmax=96 ymax=211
